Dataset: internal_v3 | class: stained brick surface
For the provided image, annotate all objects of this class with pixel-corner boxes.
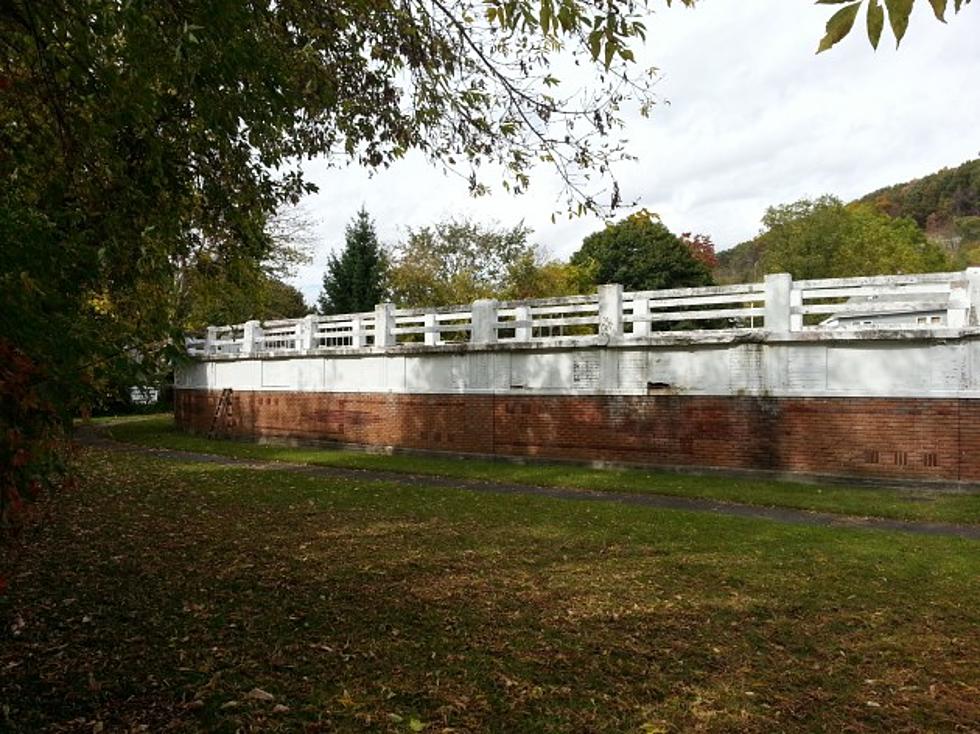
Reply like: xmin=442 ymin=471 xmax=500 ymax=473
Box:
xmin=175 ymin=390 xmax=980 ymax=482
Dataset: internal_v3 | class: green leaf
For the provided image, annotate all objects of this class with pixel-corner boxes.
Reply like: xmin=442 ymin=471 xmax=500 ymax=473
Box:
xmin=539 ymin=1 xmax=553 ymax=34
xmin=817 ymin=2 xmax=862 ymax=53
xmin=884 ymin=0 xmax=915 ymax=45
xmin=408 ymin=717 xmax=426 ymax=732
xmin=929 ymin=0 xmax=948 ymax=19
xmin=867 ymin=0 xmax=885 ymax=48
xmin=588 ymin=30 xmax=601 ymax=60
xmin=603 ymin=39 xmax=616 ymax=68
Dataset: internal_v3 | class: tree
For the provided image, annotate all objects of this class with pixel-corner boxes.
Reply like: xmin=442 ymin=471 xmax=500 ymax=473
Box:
xmin=502 ymin=253 xmax=598 ymax=300
xmin=388 ymin=219 xmax=538 ymax=307
xmin=817 ymin=0 xmax=971 ymax=53
xmin=2 ymin=0 xmax=678 ymax=532
xmin=318 ymin=209 xmax=388 ymax=315
xmin=680 ymin=232 xmax=718 ymax=270
xmin=570 ymin=211 xmax=714 ymax=291
xmin=760 ymin=196 xmax=950 ymax=279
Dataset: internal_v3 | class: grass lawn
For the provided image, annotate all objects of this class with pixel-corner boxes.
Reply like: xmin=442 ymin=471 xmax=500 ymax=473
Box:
xmin=1 ymin=446 xmax=977 ymax=732
xmin=106 ymin=414 xmax=980 ymax=525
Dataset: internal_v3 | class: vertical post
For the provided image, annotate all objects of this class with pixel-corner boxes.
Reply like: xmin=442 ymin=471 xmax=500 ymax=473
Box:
xmin=205 ymin=325 xmax=218 ymax=355
xmin=965 ymin=267 xmax=980 ymax=327
xmin=424 ymin=312 xmax=438 ymax=346
xmin=374 ymin=302 xmax=395 ymax=348
xmin=300 ymin=314 xmax=317 ymax=351
xmin=350 ymin=315 xmax=364 ymax=348
xmin=471 ymin=299 xmax=498 ymax=345
xmin=789 ymin=285 xmax=803 ymax=332
xmin=764 ymin=273 xmax=792 ymax=332
xmin=242 ymin=320 xmax=262 ymax=356
xmin=515 ymin=304 xmax=532 ymax=341
xmin=598 ymin=283 xmax=623 ymax=338
xmin=631 ymin=296 xmax=650 ymax=338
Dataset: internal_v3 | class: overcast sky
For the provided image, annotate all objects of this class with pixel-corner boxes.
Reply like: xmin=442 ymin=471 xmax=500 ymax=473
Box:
xmin=290 ymin=0 xmax=980 ymax=302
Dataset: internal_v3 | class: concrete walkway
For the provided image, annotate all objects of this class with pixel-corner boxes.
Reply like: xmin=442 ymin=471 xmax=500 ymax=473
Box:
xmin=80 ymin=430 xmax=980 ymax=541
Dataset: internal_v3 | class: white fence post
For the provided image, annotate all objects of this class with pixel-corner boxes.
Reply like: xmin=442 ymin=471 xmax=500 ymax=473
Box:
xmin=515 ymin=305 xmax=532 ymax=341
xmin=242 ymin=320 xmax=262 ymax=356
xmin=350 ymin=315 xmax=364 ymax=348
xmin=598 ymin=284 xmax=623 ymax=338
xmin=300 ymin=314 xmax=317 ymax=351
xmin=764 ymin=273 xmax=792 ymax=332
xmin=965 ymin=267 xmax=980 ymax=327
xmin=374 ymin=303 xmax=395 ymax=347
xmin=424 ymin=312 xmax=438 ymax=346
xmin=205 ymin=326 xmax=218 ymax=355
xmin=471 ymin=299 xmax=498 ymax=344
xmin=789 ymin=285 xmax=803 ymax=332
xmin=631 ymin=297 xmax=650 ymax=338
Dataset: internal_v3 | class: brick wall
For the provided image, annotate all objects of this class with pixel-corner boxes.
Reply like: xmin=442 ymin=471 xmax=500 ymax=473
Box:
xmin=175 ymin=389 xmax=980 ymax=483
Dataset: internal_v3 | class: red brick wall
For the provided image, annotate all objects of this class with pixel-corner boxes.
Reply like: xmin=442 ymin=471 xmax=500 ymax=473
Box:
xmin=175 ymin=389 xmax=980 ymax=482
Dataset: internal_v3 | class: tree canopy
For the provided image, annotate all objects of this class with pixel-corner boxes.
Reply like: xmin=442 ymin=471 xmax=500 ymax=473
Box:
xmin=571 ymin=211 xmax=714 ymax=291
xmin=318 ymin=209 xmax=388 ymax=315
xmin=388 ymin=219 xmax=534 ymax=306
xmin=760 ymin=196 xmax=950 ymax=279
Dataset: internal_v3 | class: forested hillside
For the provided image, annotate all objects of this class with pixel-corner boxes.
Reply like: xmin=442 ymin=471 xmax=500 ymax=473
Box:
xmin=716 ymin=158 xmax=980 ymax=283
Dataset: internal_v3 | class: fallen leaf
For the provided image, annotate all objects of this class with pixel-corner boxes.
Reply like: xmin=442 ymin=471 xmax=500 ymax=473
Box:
xmin=246 ymin=687 xmax=275 ymax=702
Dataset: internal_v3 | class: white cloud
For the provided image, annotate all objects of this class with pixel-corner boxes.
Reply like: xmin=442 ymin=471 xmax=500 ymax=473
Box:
xmin=291 ymin=1 xmax=980 ymax=302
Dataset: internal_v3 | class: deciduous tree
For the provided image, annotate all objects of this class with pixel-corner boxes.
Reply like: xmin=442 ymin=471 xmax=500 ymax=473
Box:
xmin=760 ymin=196 xmax=950 ymax=279
xmin=571 ymin=211 xmax=714 ymax=291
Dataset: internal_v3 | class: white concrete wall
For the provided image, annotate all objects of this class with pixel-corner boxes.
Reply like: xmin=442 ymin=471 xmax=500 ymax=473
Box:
xmin=176 ymin=332 xmax=980 ymax=400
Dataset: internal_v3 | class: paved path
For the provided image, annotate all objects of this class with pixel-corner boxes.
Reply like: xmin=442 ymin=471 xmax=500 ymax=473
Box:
xmin=80 ymin=430 xmax=980 ymax=541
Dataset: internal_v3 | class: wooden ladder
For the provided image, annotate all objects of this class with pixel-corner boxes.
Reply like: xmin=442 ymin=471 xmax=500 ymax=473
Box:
xmin=207 ymin=388 xmax=233 ymax=438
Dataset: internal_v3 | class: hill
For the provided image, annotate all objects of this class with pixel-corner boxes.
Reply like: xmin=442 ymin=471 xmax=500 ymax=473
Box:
xmin=715 ymin=158 xmax=980 ymax=283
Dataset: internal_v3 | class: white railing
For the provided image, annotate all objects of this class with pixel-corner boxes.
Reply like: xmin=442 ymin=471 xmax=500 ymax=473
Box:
xmin=187 ymin=268 xmax=980 ymax=357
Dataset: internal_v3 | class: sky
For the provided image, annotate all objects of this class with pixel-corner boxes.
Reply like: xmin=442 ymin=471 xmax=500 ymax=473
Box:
xmin=290 ymin=0 xmax=980 ymax=302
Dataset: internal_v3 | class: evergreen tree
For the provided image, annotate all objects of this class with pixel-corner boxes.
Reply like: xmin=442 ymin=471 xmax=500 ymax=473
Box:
xmin=318 ymin=209 xmax=388 ymax=315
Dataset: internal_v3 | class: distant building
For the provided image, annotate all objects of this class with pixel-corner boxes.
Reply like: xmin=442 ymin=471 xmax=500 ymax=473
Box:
xmin=821 ymin=293 xmax=947 ymax=329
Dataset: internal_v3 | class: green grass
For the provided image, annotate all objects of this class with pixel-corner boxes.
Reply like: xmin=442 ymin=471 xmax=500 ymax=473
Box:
xmin=106 ymin=414 xmax=980 ymax=525
xmin=1 ymin=447 xmax=977 ymax=732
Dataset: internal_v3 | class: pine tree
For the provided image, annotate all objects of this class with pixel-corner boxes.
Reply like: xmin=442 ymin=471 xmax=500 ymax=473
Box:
xmin=318 ymin=208 xmax=388 ymax=315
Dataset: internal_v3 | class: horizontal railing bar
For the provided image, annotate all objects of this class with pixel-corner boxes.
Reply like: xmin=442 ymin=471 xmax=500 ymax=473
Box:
xmin=794 ymin=271 xmax=961 ymax=289
xmin=797 ymin=301 xmax=948 ymax=316
xmin=530 ymin=304 xmax=599 ymax=316
xmin=644 ymin=293 xmax=766 ymax=309
xmin=529 ymin=316 xmax=599 ymax=327
xmin=625 ymin=282 xmax=765 ymax=299
xmin=799 ymin=284 xmax=952 ymax=300
xmin=497 ymin=294 xmax=598 ymax=309
xmin=628 ymin=307 xmax=765 ymax=322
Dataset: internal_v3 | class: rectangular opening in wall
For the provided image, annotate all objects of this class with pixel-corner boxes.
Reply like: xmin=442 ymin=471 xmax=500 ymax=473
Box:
xmin=923 ymin=452 xmax=938 ymax=468
xmin=864 ymin=450 xmax=880 ymax=464
xmin=894 ymin=451 xmax=908 ymax=467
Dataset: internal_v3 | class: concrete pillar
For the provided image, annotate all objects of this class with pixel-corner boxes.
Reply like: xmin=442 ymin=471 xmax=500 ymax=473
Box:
xmin=789 ymin=286 xmax=803 ymax=332
xmin=350 ymin=316 xmax=364 ymax=348
xmin=598 ymin=284 xmax=623 ymax=338
xmin=631 ymin=297 xmax=650 ymax=338
xmin=966 ymin=267 xmax=980 ymax=327
xmin=764 ymin=273 xmax=792 ymax=332
xmin=424 ymin=312 xmax=439 ymax=346
xmin=299 ymin=314 xmax=317 ymax=351
xmin=515 ymin=305 xmax=532 ymax=341
xmin=205 ymin=326 xmax=218 ymax=355
xmin=374 ymin=303 xmax=395 ymax=347
xmin=242 ymin=320 xmax=262 ymax=356
xmin=471 ymin=299 xmax=498 ymax=345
